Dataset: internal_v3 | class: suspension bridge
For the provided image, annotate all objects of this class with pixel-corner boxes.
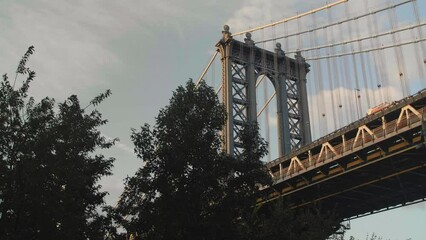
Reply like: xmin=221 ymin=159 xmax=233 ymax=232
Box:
xmin=196 ymin=0 xmax=426 ymax=220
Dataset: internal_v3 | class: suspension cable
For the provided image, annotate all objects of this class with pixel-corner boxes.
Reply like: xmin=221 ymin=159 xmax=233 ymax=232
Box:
xmin=305 ymin=38 xmax=426 ymax=60
xmin=196 ymin=51 xmax=218 ymax=87
xmin=231 ymin=0 xmax=348 ymax=37
xmin=255 ymin=0 xmax=414 ymax=45
xmin=211 ymin=51 xmax=216 ymax=89
xmin=285 ymin=22 xmax=426 ymax=54
xmin=256 ymin=75 xmax=266 ymax=87
xmin=216 ymin=85 xmax=222 ymax=94
xmin=257 ymin=92 xmax=276 ymax=117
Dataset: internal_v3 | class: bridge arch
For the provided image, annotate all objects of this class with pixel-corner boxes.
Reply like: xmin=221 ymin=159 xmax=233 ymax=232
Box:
xmin=256 ymin=73 xmax=279 ymax=161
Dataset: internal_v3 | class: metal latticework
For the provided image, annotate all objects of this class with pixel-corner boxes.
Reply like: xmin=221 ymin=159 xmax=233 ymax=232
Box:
xmin=230 ymin=62 xmax=248 ymax=155
xmin=286 ymin=72 xmax=303 ymax=148
xmin=217 ymin=26 xmax=312 ymax=157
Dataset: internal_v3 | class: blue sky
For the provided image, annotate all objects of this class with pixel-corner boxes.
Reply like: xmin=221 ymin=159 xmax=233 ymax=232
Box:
xmin=1 ymin=0 xmax=425 ymax=239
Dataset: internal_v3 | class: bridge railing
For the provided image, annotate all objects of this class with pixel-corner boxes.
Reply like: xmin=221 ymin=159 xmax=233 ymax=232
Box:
xmin=269 ymin=105 xmax=426 ymax=181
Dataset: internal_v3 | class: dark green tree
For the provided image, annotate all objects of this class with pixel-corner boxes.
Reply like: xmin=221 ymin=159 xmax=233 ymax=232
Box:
xmin=248 ymin=199 xmax=343 ymax=240
xmin=115 ymin=81 xmax=271 ymax=240
xmin=0 ymin=47 xmax=115 ymax=239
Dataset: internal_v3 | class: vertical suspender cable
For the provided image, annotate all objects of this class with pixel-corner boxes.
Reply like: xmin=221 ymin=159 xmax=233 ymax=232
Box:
xmin=312 ymin=12 xmax=328 ymax=136
xmin=324 ymin=7 xmax=338 ymax=131
xmin=365 ymin=0 xmax=385 ymax=104
xmin=410 ymin=0 xmax=426 ymax=86
xmin=389 ymin=3 xmax=409 ymax=97
xmin=409 ymin=17 xmax=426 ymax=84
xmin=327 ymin=5 xmax=343 ymax=129
xmin=309 ymin=13 xmax=320 ymax=139
xmin=261 ymin=28 xmax=271 ymax=161
xmin=272 ymin=24 xmax=277 ymax=144
xmin=297 ymin=12 xmax=302 ymax=50
xmin=345 ymin=4 xmax=362 ymax=120
xmin=412 ymin=0 xmax=426 ymax=56
xmin=296 ymin=12 xmax=307 ymax=144
xmin=354 ymin=12 xmax=372 ymax=109
xmin=284 ymin=22 xmax=290 ymax=55
xmin=338 ymin=17 xmax=354 ymax=123
xmin=372 ymin=10 xmax=390 ymax=102
xmin=393 ymin=4 xmax=410 ymax=96
xmin=358 ymin=5 xmax=378 ymax=107
xmin=272 ymin=24 xmax=277 ymax=58
xmin=332 ymin=14 xmax=346 ymax=128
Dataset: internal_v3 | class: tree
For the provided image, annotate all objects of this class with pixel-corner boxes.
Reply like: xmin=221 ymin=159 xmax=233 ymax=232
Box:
xmin=0 ymin=47 xmax=115 ymax=239
xmin=114 ymin=81 xmax=271 ymax=240
xmin=248 ymin=199 xmax=343 ymax=240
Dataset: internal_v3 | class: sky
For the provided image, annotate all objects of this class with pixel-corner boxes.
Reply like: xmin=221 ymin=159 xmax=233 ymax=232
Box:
xmin=1 ymin=0 xmax=426 ymax=239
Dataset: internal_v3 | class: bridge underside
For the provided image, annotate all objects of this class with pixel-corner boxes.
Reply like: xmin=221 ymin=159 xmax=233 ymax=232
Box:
xmin=270 ymin=143 xmax=426 ymax=220
xmin=324 ymin=145 xmax=426 ymax=220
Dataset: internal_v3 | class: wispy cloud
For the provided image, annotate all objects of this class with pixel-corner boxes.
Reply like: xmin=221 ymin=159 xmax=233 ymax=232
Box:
xmin=102 ymin=133 xmax=134 ymax=155
xmin=114 ymin=141 xmax=134 ymax=155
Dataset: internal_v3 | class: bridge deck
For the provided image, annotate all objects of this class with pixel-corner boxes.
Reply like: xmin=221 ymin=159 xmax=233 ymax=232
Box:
xmin=259 ymin=89 xmax=426 ymax=219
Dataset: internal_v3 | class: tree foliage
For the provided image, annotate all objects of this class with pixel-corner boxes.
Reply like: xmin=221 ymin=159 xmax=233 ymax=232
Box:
xmin=0 ymin=47 xmax=115 ymax=239
xmin=113 ymin=80 xmax=346 ymax=240
xmin=114 ymin=81 xmax=271 ymax=239
xmin=247 ymin=200 xmax=343 ymax=240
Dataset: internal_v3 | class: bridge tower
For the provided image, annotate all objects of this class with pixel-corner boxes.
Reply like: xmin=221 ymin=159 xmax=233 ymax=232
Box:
xmin=216 ymin=25 xmax=312 ymax=157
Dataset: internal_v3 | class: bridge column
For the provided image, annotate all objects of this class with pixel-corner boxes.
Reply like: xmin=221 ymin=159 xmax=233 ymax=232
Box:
xmin=219 ymin=26 xmax=234 ymax=156
xmin=295 ymin=51 xmax=312 ymax=145
xmin=245 ymin=33 xmax=257 ymax=125
xmin=275 ymin=43 xmax=291 ymax=156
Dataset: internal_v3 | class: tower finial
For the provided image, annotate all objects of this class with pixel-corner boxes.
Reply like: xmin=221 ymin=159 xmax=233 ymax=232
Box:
xmin=222 ymin=25 xmax=232 ymax=41
xmin=295 ymin=50 xmax=305 ymax=62
xmin=275 ymin=42 xmax=285 ymax=56
xmin=244 ymin=32 xmax=254 ymax=45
